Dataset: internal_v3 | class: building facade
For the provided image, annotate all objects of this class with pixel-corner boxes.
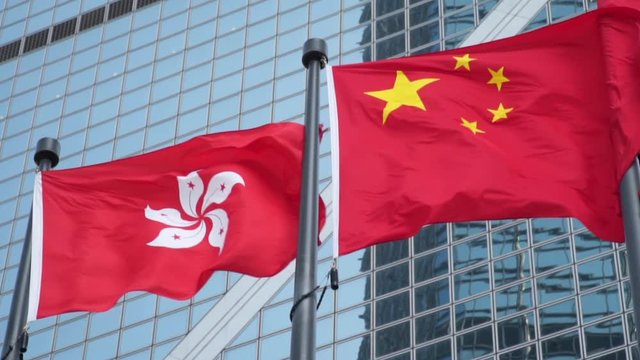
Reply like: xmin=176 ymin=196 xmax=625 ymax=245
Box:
xmin=0 ymin=0 xmax=632 ymax=359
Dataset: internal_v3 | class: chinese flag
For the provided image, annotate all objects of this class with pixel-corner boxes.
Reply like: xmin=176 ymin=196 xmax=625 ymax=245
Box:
xmin=29 ymin=122 xmax=325 ymax=320
xmin=328 ymin=8 xmax=640 ymax=255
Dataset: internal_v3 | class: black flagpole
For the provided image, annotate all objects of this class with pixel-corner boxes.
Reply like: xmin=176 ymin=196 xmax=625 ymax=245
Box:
xmin=290 ymin=39 xmax=327 ymax=360
xmin=620 ymin=157 xmax=640 ymax=353
xmin=2 ymin=138 xmax=60 ymax=360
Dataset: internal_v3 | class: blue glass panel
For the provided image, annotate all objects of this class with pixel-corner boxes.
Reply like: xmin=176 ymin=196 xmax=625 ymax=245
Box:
xmin=155 ymin=308 xmax=189 ymax=342
xmin=456 ymin=324 xmax=493 ymax=358
xmin=415 ymin=277 xmax=449 ymax=313
xmin=119 ymin=320 xmax=154 ymax=355
xmin=337 ymin=304 xmax=370 ymax=341
xmin=492 ymin=222 xmax=528 ymax=257
xmin=534 ymin=237 xmax=572 ymax=273
xmin=537 ymin=268 xmax=574 ymax=304
xmin=260 ymin=331 xmax=290 ymax=360
xmin=416 ymin=339 xmax=451 ymax=360
xmin=494 ymin=251 xmax=530 ymax=288
xmin=453 ymin=236 xmax=487 ymax=270
xmin=539 ymin=298 xmax=577 ymax=336
xmin=497 ymin=312 xmax=536 ymax=350
xmin=495 ymin=281 xmax=533 ymax=318
xmin=376 ymin=321 xmax=410 ymax=357
xmin=541 ymin=330 xmax=581 ymax=359
xmin=454 ymin=264 xmax=489 ymax=300
xmin=581 ymin=285 xmax=621 ymax=323
xmin=414 ymin=248 xmax=448 ymax=283
xmin=416 ymin=308 xmax=450 ymax=344
xmin=578 ymin=255 xmax=616 ymax=291
xmin=86 ymin=333 xmax=119 ymax=360
xmin=54 ymin=316 xmax=88 ymax=350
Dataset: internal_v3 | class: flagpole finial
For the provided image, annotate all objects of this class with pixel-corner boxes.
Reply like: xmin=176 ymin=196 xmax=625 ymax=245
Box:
xmin=302 ymin=38 xmax=328 ymax=69
xmin=34 ymin=137 xmax=61 ymax=169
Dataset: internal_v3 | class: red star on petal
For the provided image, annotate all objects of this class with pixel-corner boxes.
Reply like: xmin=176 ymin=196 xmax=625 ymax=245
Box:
xmin=187 ymin=181 xmax=195 ymax=189
xmin=220 ymin=183 xmax=226 ymax=191
xmin=172 ymin=234 xmax=181 ymax=240
xmin=219 ymin=228 xmax=224 ymax=235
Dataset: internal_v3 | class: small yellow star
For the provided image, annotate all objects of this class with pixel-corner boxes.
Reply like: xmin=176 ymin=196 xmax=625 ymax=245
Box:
xmin=453 ymin=54 xmax=476 ymax=71
xmin=487 ymin=67 xmax=509 ymax=91
xmin=487 ymin=103 xmax=514 ymax=123
xmin=461 ymin=118 xmax=485 ymax=135
xmin=365 ymin=70 xmax=439 ymax=125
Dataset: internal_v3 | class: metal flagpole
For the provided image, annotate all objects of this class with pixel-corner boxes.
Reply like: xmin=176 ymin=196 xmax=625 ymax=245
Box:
xmin=620 ymin=156 xmax=640 ymax=352
xmin=290 ymin=39 xmax=327 ymax=360
xmin=2 ymin=138 xmax=60 ymax=360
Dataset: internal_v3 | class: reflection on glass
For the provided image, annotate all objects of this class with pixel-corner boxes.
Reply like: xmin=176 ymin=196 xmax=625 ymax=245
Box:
xmin=337 ymin=304 xmax=371 ymax=340
xmin=494 ymin=251 xmax=530 ymax=287
xmin=495 ymin=281 xmax=533 ymax=318
xmin=414 ymin=248 xmax=448 ymax=283
xmin=456 ymin=325 xmax=493 ymax=359
xmin=492 ymin=222 xmax=528 ymax=257
xmin=375 ymin=321 xmax=410 ymax=357
xmin=541 ymin=330 xmax=580 ymax=359
xmin=455 ymin=294 xmax=491 ymax=331
xmin=532 ymin=218 xmax=569 ymax=243
xmin=338 ymin=276 xmax=371 ymax=309
xmin=415 ymin=278 xmax=449 ymax=313
xmin=336 ymin=334 xmax=370 ymax=360
xmin=453 ymin=221 xmax=486 ymax=241
xmin=539 ymin=299 xmax=577 ymax=336
xmin=416 ymin=339 xmax=451 ymax=360
xmin=453 ymin=236 xmax=487 ymax=270
xmin=454 ymin=264 xmax=490 ymax=300
xmin=375 ymin=240 xmax=408 ymax=267
xmin=537 ymin=268 xmax=574 ymax=304
xmin=414 ymin=224 xmax=447 ymax=253
xmin=584 ymin=316 xmax=624 ymax=356
xmin=574 ymin=230 xmax=611 ymax=260
xmin=497 ymin=312 xmax=535 ymax=350
xmin=499 ymin=344 xmax=537 ymax=360
xmin=375 ymin=261 xmax=408 ymax=296
xmin=534 ymin=237 xmax=571 ymax=273
xmin=415 ymin=308 xmax=450 ymax=344
xmin=376 ymin=291 xmax=409 ymax=326
xmin=581 ymin=285 xmax=620 ymax=323
xmin=578 ymin=255 xmax=616 ymax=291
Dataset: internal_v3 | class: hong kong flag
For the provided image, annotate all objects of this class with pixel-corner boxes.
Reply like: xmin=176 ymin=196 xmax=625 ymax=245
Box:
xmin=28 ymin=122 xmax=325 ymax=321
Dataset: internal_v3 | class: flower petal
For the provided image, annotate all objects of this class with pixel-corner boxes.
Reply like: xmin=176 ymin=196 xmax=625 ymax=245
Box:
xmin=145 ymin=206 xmax=198 ymax=227
xmin=204 ymin=209 xmax=228 ymax=253
xmin=146 ymin=221 xmax=206 ymax=249
xmin=178 ymin=171 xmax=204 ymax=218
xmin=201 ymin=171 xmax=245 ymax=213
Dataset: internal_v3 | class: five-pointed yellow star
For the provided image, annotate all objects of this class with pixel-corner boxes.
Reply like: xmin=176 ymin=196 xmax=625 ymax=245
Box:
xmin=487 ymin=67 xmax=509 ymax=91
xmin=453 ymin=54 xmax=476 ymax=71
xmin=487 ymin=103 xmax=513 ymax=123
xmin=365 ymin=70 xmax=439 ymax=125
xmin=460 ymin=118 xmax=485 ymax=135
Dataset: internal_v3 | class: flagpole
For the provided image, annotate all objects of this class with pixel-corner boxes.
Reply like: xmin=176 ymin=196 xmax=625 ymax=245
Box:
xmin=620 ymin=157 xmax=640 ymax=350
xmin=290 ymin=38 xmax=327 ymax=360
xmin=2 ymin=138 xmax=60 ymax=360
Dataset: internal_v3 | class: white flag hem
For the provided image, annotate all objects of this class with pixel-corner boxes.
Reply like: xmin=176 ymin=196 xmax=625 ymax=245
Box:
xmin=27 ymin=172 xmax=43 ymax=322
xmin=326 ymin=65 xmax=340 ymax=259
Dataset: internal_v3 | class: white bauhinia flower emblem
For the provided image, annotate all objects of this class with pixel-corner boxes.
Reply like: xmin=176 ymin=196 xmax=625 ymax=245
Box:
xmin=145 ymin=171 xmax=245 ymax=253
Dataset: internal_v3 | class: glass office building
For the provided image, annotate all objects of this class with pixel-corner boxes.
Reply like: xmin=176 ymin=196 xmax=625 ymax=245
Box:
xmin=0 ymin=0 xmax=632 ymax=359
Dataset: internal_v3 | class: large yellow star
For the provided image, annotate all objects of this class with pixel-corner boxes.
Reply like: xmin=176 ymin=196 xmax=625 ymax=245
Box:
xmin=453 ymin=53 xmax=476 ymax=71
xmin=487 ymin=103 xmax=514 ymax=123
xmin=461 ymin=118 xmax=485 ymax=135
xmin=487 ymin=67 xmax=509 ymax=91
xmin=365 ymin=70 xmax=439 ymax=125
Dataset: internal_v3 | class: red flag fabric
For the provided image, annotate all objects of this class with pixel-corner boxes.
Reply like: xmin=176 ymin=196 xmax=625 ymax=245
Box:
xmin=29 ymin=122 xmax=325 ymax=320
xmin=327 ymin=7 xmax=640 ymax=256
xmin=599 ymin=0 xmax=640 ymax=9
